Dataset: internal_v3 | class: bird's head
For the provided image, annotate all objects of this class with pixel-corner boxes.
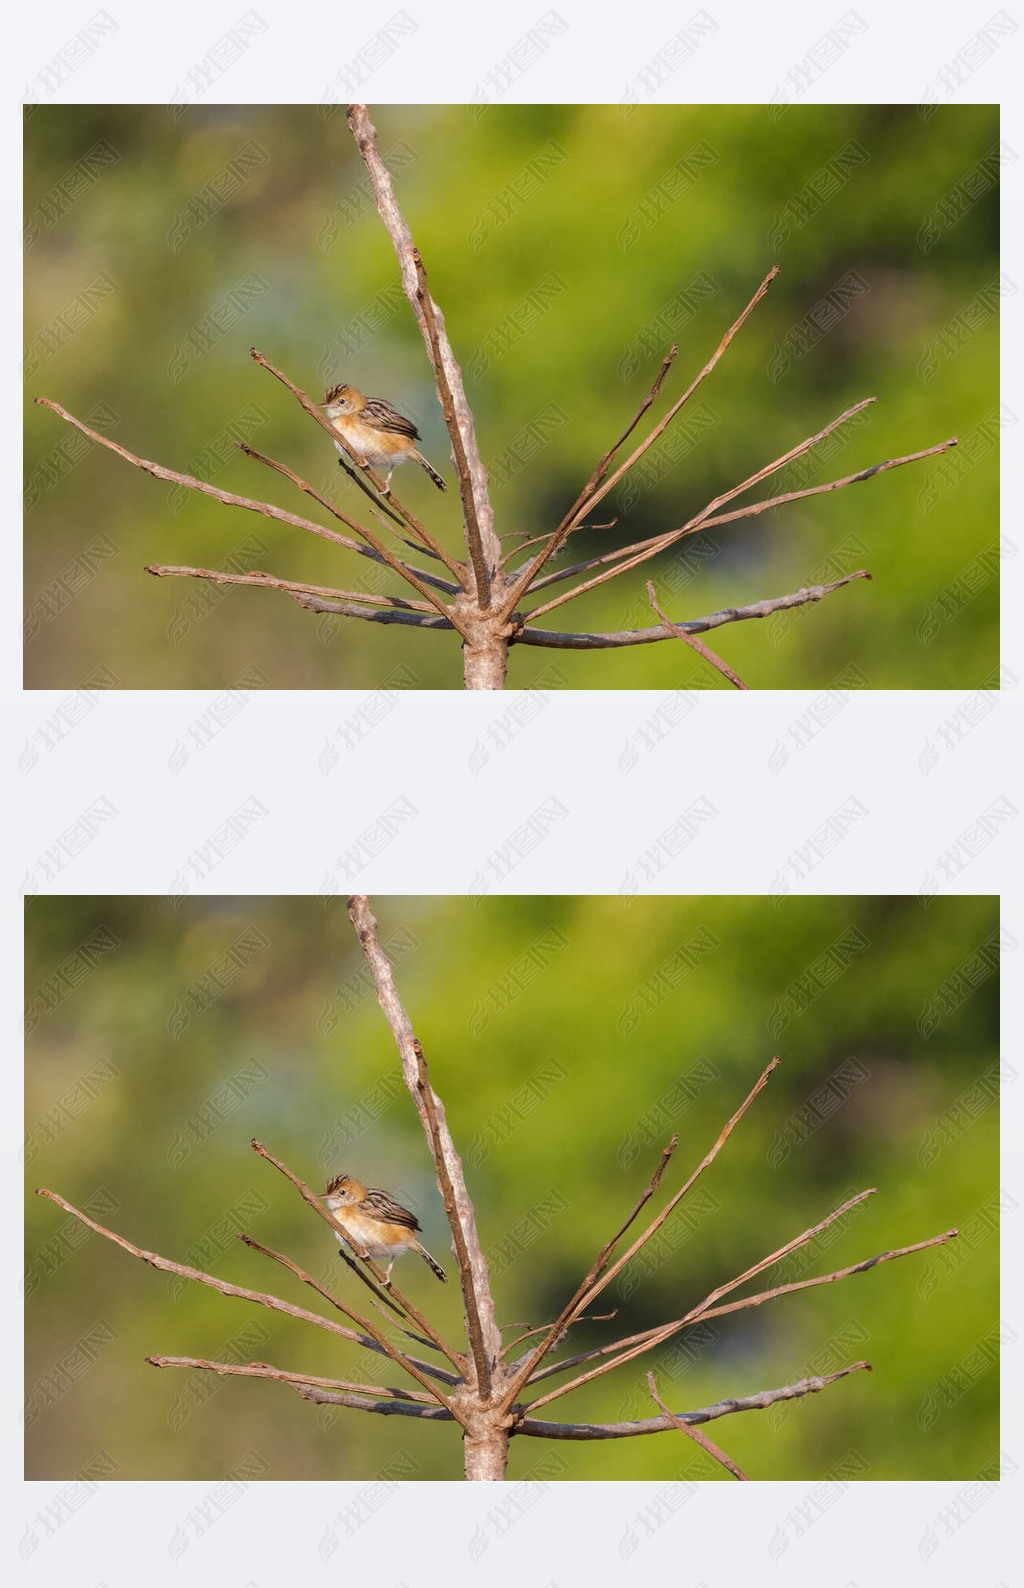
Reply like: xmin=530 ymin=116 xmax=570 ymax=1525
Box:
xmin=319 ymin=383 xmax=358 ymax=418
xmin=323 ymin=1172 xmax=362 ymax=1209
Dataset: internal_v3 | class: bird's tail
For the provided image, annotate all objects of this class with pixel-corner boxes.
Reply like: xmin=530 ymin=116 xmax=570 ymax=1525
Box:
xmin=416 ymin=452 xmax=447 ymax=492
xmin=417 ymin=1243 xmax=447 ymax=1282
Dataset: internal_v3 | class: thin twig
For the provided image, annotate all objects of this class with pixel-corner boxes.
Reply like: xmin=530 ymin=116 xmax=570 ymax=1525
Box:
xmin=515 ymin=1361 xmax=872 ymax=1439
xmin=547 ymin=343 xmax=679 ymax=550
xmin=34 ymin=397 xmax=384 ymax=562
xmin=236 ymin=440 xmax=461 ymax=589
xmin=499 ymin=1134 xmax=679 ymax=1411
xmin=146 ymin=1354 xmax=438 ymax=1402
xmin=34 ymin=395 xmax=460 ymax=624
xmin=502 ymin=1062 xmax=782 ymax=1413
xmin=347 ymin=104 xmax=500 ymax=603
xmin=524 ymin=1228 xmax=958 ymax=1413
xmin=686 ymin=1188 xmax=879 ymax=1325
xmin=34 ymin=1187 xmax=465 ymax=1419
xmin=647 ymin=1371 xmax=749 ymax=1479
xmin=237 ymin=1230 xmax=399 ymax=1329
xmin=511 ymin=571 xmax=871 ymax=648
xmin=568 ymin=1059 xmax=782 ymax=1320
xmin=145 ymin=567 xmax=455 ymax=629
xmin=498 ymin=268 xmax=781 ymax=620
xmin=348 ymin=895 xmax=501 ymax=1400
xmin=507 ymin=520 xmax=617 ymax=561
xmin=234 ymin=1232 xmax=460 ymax=1381
xmin=647 ymin=580 xmax=749 ymax=689
xmin=505 ymin=1060 xmax=786 ymax=1411
xmin=144 ymin=566 xmax=439 ymax=611
xmin=504 ymin=1311 xmax=618 ymax=1359
xmin=525 ymin=437 xmax=957 ymax=623
xmin=288 ymin=1382 xmax=457 ymax=1419
xmin=331 ymin=450 xmax=408 ymax=530
xmin=287 ymin=593 xmax=455 ymax=628
xmin=522 ymin=1188 xmax=889 ymax=1392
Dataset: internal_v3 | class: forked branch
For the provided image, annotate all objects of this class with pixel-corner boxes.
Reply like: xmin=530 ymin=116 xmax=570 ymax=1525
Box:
xmin=33 ymin=900 xmax=961 ymax=1478
xmin=34 ymin=107 xmax=961 ymax=687
xmin=500 ymin=266 xmax=784 ymax=617
xmin=499 ymin=1059 xmax=781 ymax=1413
xmin=515 ymin=1361 xmax=872 ymax=1441
xmin=34 ymin=1186 xmax=465 ymax=1419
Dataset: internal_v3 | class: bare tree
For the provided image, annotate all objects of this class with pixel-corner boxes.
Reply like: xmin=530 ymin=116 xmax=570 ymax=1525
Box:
xmin=37 ymin=896 xmax=958 ymax=1481
xmin=35 ymin=106 xmax=958 ymax=690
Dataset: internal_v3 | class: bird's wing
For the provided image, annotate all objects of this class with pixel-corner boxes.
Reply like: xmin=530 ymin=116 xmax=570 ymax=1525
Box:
xmin=362 ymin=398 xmax=421 ymax=441
xmin=363 ymin=1187 xmax=422 ymax=1231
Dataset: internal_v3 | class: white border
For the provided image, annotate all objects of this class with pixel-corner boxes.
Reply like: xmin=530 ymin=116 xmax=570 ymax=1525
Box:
xmin=10 ymin=3 xmax=1020 ymax=1584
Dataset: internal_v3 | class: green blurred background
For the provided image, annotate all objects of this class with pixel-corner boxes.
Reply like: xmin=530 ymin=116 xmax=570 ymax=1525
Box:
xmin=26 ymin=895 xmax=998 ymax=1480
xmin=25 ymin=105 xmax=998 ymax=689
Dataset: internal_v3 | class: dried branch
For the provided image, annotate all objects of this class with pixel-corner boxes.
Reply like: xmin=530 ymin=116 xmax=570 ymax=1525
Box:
xmin=548 ymin=342 xmax=679 ymax=547
xmin=686 ymin=1187 xmax=879 ymax=1323
xmin=571 ymin=1059 xmax=782 ymax=1315
xmin=33 ymin=396 xmax=461 ymax=626
xmin=525 ymin=437 xmax=956 ymax=623
xmin=144 ymin=566 xmax=440 ymax=611
xmin=289 ymin=594 xmax=454 ymax=628
xmin=288 ymin=1383 xmax=457 ymax=1418
xmin=499 ymin=267 xmax=781 ymax=619
xmin=647 ymin=1371 xmax=749 ymax=1479
xmin=511 ymin=571 xmax=872 ymax=648
xmin=237 ymin=438 xmax=386 ymax=527
xmin=236 ymin=440 xmax=460 ymax=587
xmin=505 ymin=519 xmax=618 ymax=566
xmin=498 ymin=1134 xmax=678 ymax=1409
xmin=522 ymin=1188 xmax=891 ymax=1392
xmin=647 ymin=580 xmax=749 ymax=689
xmin=33 ymin=398 xmax=369 ymax=556
xmin=278 ymin=1360 xmax=873 ymax=1437
xmin=146 ymin=1354 xmax=438 ymax=1402
xmin=347 ymin=103 xmax=500 ymax=604
xmin=515 ymin=1361 xmax=871 ymax=1439
xmin=348 ymin=895 xmax=501 ymax=1399
xmin=500 ymin=1061 xmax=780 ymax=1415
xmin=239 ymin=1224 xmax=454 ymax=1373
xmin=249 ymin=1138 xmax=462 ymax=1373
xmin=504 ymin=1310 xmax=618 ymax=1360
xmin=524 ymin=1227 xmax=958 ymax=1413
xmin=235 ymin=1230 xmax=401 ymax=1332
xmin=34 ymin=1186 xmax=466 ymax=1422
xmin=333 ymin=450 xmax=409 ymax=529
xmin=146 ymin=566 xmax=455 ymax=628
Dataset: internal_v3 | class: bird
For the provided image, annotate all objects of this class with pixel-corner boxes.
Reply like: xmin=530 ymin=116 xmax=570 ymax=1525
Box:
xmin=318 ymin=383 xmax=447 ymax=492
xmin=322 ymin=1172 xmax=447 ymax=1283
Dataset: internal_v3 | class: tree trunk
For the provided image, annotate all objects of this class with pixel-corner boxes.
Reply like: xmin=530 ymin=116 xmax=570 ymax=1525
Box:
xmin=463 ymin=1423 xmax=510 ymax=1479
xmin=462 ymin=635 xmax=509 ymax=690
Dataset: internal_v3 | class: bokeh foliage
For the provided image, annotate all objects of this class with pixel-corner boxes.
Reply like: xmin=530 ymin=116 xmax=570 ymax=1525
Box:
xmin=25 ymin=104 xmax=997 ymax=689
xmin=26 ymin=894 xmax=998 ymax=1479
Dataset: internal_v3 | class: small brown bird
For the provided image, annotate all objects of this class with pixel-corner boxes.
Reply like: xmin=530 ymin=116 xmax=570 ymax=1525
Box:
xmin=322 ymin=1172 xmax=447 ymax=1283
xmin=318 ymin=383 xmax=447 ymax=492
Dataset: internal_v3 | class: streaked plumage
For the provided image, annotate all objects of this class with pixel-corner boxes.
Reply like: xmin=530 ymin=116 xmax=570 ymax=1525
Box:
xmin=318 ymin=383 xmax=446 ymax=492
xmin=322 ymin=1172 xmax=447 ymax=1282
